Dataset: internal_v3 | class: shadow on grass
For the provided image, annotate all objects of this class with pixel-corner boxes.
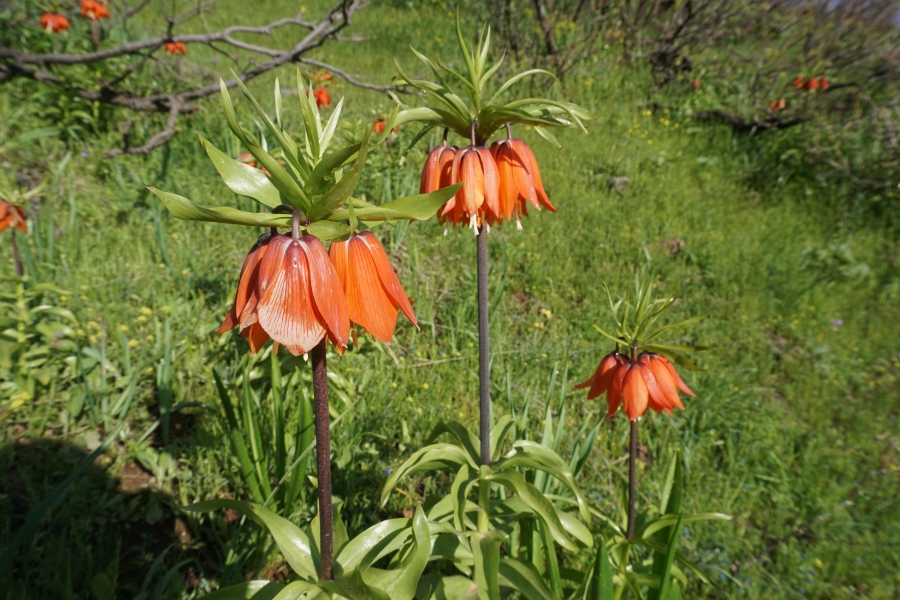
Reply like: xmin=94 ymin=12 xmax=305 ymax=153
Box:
xmin=0 ymin=436 xmax=198 ymax=599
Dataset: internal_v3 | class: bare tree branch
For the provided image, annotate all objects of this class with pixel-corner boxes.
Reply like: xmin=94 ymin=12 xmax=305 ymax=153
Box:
xmin=0 ymin=0 xmax=404 ymax=156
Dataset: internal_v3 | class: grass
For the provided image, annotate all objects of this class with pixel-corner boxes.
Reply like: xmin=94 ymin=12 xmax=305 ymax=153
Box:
xmin=1 ymin=1 xmax=899 ymax=598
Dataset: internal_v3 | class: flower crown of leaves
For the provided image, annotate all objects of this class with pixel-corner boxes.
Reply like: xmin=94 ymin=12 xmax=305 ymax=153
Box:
xmin=149 ymin=70 xmax=461 ymax=239
xmin=389 ymin=11 xmax=594 ymax=146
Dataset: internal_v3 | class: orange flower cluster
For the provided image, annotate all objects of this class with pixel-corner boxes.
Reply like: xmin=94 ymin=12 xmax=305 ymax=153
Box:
xmin=218 ymin=231 xmax=415 ymax=355
xmin=312 ymin=87 xmax=331 ymax=108
xmin=40 ymin=13 xmax=71 ymax=33
xmin=793 ymin=76 xmax=830 ymax=91
xmin=0 ymin=200 xmax=27 ymax=234
xmin=310 ymin=72 xmax=333 ymax=84
xmin=164 ymin=42 xmax=187 ymax=56
xmin=576 ymin=351 xmax=694 ymax=421
xmin=419 ymin=137 xmax=553 ymax=229
xmin=81 ymin=0 xmax=110 ymax=20
xmin=769 ymin=98 xmax=786 ymax=113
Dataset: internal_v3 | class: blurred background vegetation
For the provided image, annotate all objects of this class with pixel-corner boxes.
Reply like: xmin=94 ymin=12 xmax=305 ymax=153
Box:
xmin=0 ymin=0 xmax=898 ymax=598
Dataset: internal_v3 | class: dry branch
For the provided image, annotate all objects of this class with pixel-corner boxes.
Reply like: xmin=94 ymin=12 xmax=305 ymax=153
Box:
xmin=0 ymin=0 xmax=402 ymax=156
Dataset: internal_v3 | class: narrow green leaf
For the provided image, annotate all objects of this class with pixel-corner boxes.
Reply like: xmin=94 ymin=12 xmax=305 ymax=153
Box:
xmin=642 ymin=345 xmax=705 ymax=371
xmin=381 ymin=443 xmax=475 ymax=507
xmin=184 ymin=500 xmax=317 ymax=580
xmin=649 ymin=514 xmax=683 ymax=600
xmin=486 ymin=70 xmax=558 ymax=106
xmin=643 ymin=313 xmax=710 ymax=343
xmin=219 ymin=80 xmax=309 ymax=210
xmin=363 ymin=506 xmax=432 ymax=600
xmin=587 ymin=535 xmax=614 ymax=600
xmin=497 ymin=558 xmax=559 ymax=600
xmin=319 ymin=96 xmax=344 ymax=153
xmin=428 ymin=421 xmax=481 ymax=466
xmin=306 ymin=220 xmax=351 ymax=241
xmin=305 ymin=143 xmax=360 ymax=195
xmin=199 ymin=136 xmax=282 ymax=209
xmin=482 ymin=470 xmax=577 ymax=552
xmin=328 ymin=183 xmax=461 ymax=223
xmin=149 ymin=187 xmax=289 ymax=228
xmin=307 ymin=128 xmax=371 ymax=221
xmin=533 ymin=126 xmax=563 ymax=149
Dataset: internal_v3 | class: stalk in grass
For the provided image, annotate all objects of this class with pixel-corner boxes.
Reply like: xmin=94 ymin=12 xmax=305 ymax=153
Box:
xmin=151 ymin=73 xmax=458 ymax=582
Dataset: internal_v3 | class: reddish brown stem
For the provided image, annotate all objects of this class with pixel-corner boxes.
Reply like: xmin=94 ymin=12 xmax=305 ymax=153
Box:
xmin=311 ymin=339 xmax=333 ymax=580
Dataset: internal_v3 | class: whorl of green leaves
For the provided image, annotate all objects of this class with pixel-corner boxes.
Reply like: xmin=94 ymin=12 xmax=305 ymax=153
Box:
xmin=149 ymin=71 xmax=460 ymax=241
xmin=391 ymin=10 xmax=593 ymax=146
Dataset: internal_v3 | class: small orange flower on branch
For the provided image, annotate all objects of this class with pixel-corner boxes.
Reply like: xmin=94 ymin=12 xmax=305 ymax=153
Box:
xmin=769 ymin=98 xmax=786 ymax=112
xmin=164 ymin=42 xmax=187 ymax=56
xmin=40 ymin=13 xmax=71 ymax=33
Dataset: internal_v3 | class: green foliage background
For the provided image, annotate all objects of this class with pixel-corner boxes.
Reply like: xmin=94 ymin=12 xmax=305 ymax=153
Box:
xmin=0 ymin=1 xmax=898 ymax=598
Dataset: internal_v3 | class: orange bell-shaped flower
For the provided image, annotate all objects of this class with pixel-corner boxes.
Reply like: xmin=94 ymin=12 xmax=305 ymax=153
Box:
xmin=40 ymin=13 xmax=71 ymax=33
xmin=329 ymin=231 xmax=417 ymax=344
xmin=255 ymin=234 xmax=349 ymax=356
xmin=579 ymin=351 xmax=693 ymax=421
xmin=81 ymin=0 xmax=110 ymax=20
xmin=217 ymin=233 xmax=273 ymax=353
xmin=490 ymin=138 xmax=556 ymax=226
xmin=0 ymin=200 xmax=27 ymax=234
xmin=575 ymin=351 xmax=625 ymax=400
xmin=313 ymin=87 xmax=331 ymax=108
xmin=419 ymin=144 xmax=456 ymax=195
xmin=436 ymin=146 xmax=500 ymax=228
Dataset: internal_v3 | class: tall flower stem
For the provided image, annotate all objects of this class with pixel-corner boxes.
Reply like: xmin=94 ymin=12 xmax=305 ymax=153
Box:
xmin=311 ymin=339 xmax=334 ymax=580
xmin=626 ymin=343 xmax=638 ymax=540
xmin=10 ymin=230 xmax=22 ymax=277
xmin=477 ymin=225 xmax=490 ymax=466
xmin=627 ymin=419 xmax=637 ymax=540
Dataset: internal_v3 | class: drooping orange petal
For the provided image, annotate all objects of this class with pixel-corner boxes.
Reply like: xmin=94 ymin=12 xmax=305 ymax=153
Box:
xmin=420 ymin=145 xmax=444 ymax=194
xmin=622 ymin=364 xmax=649 ymax=421
xmin=343 ymin=236 xmax=399 ymax=343
xmin=638 ymin=360 xmax=672 ymax=414
xmin=658 ymin=355 xmax=696 ymax=397
xmin=459 ymin=149 xmax=484 ymax=219
xmin=256 ymin=236 xmax=325 ymax=356
xmin=575 ymin=352 xmax=621 ymax=400
xmin=217 ymin=234 xmax=271 ymax=335
xmin=242 ymin=322 xmax=270 ymax=353
xmin=606 ymin=362 xmax=629 ymax=419
xmin=301 ymin=235 xmax=349 ymax=352
xmin=648 ymin=354 xmax=684 ymax=409
xmin=357 ymin=232 xmax=416 ymax=327
xmin=492 ymin=143 xmax=518 ymax=221
xmin=513 ymin=139 xmax=556 ymax=212
xmin=476 ymin=147 xmax=501 ymax=223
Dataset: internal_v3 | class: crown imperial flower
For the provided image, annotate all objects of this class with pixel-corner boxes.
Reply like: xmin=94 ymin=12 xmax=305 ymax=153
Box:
xmin=329 ymin=231 xmax=417 ymax=344
xmin=40 ymin=13 xmax=71 ymax=33
xmin=0 ymin=200 xmax=26 ymax=234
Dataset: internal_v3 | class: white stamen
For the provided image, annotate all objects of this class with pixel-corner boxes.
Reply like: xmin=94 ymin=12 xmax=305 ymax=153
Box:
xmin=470 ymin=214 xmax=478 ymax=232
xmin=302 ymin=352 xmax=309 ymax=362
xmin=516 ymin=219 xmax=523 ymax=231
xmin=443 ymin=228 xmax=449 ymax=237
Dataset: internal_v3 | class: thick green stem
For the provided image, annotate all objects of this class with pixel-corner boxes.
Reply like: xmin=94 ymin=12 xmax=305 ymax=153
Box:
xmin=477 ymin=225 xmax=491 ymax=466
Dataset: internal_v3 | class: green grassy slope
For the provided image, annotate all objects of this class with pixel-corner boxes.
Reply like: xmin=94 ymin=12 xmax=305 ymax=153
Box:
xmin=1 ymin=1 xmax=898 ymax=598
